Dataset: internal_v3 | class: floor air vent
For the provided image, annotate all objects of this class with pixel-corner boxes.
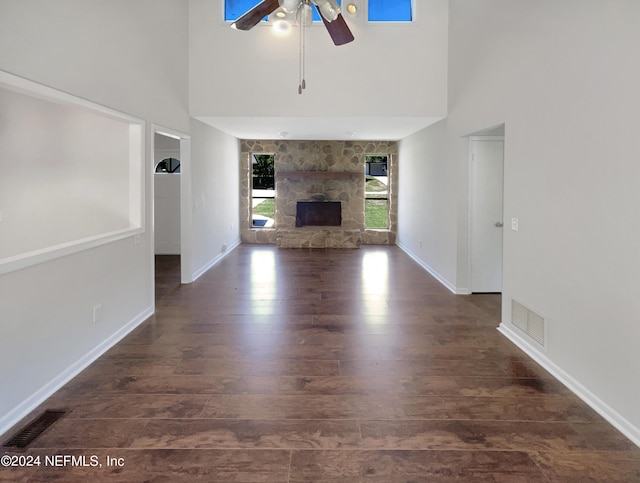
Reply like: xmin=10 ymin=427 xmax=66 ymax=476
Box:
xmin=511 ymin=300 xmax=546 ymax=347
xmin=2 ymin=410 xmax=67 ymax=449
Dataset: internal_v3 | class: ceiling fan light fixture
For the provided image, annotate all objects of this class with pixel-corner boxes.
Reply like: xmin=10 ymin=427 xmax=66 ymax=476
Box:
xmin=315 ymin=0 xmax=340 ymax=22
xmin=232 ymin=0 xmax=355 ymax=92
xmin=345 ymin=1 xmax=359 ymax=16
xmin=279 ymin=0 xmax=300 ymax=13
xmin=272 ymin=19 xmax=292 ymax=35
xmin=297 ymin=2 xmax=313 ymax=26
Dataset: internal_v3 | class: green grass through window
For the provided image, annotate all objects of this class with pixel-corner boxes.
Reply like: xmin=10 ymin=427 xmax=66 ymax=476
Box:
xmin=254 ymin=182 xmax=388 ymax=229
xmin=253 ymin=198 xmax=275 ymax=219
xmin=365 ymin=176 xmax=388 ymax=229
xmin=365 ymin=199 xmax=388 ymax=228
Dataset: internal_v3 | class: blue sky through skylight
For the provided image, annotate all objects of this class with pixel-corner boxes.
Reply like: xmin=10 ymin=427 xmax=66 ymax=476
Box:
xmin=225 ymin=0 xmax=412 ymax=23
xmin=225 ymin=0 xmax=261 ymax=21
xmin=225 ymin=0 xmax=337 ymax=22
xmin=368 ymin=0 xmax=412 ymax=21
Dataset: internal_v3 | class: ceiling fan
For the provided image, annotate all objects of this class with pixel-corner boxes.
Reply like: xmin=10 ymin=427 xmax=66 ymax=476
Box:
xmin=231 ymin=0 xmax=354 ymax=46
xmin=231 ymin=0 xmax=355 ymax=93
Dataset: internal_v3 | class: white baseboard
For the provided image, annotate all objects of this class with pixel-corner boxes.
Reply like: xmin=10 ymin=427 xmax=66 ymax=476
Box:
xmin=498 ymin=323 xmax=640 ymax=449
xmin=191 ymin=239 xmax=241 ymax=282
xmin=0 ymin=306 xmax=153 ymax=439
xmin=396 ymin=242 xmax=466 ymax=294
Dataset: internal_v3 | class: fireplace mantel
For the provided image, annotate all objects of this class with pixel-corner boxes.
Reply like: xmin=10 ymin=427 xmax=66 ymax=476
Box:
xmin=276 ymin=171 xmax=361 ymax=181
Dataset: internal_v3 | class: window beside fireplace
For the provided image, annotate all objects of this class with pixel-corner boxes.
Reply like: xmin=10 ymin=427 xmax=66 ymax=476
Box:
xmin=251 ymin=153 xmax=275 ymax=228
xmin=364 ymin=155 xmax=389 ymax=229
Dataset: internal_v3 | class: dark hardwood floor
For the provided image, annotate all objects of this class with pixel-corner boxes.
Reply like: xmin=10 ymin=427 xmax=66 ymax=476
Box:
xmin=2 ymin=245 xmax=639 ymax=481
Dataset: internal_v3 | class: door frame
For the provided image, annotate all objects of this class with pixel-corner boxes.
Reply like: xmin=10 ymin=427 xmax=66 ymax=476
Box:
xmin=467 ymin=135 xmax=505 ymax=293
xmin=151 ymin=125 xmax=193 ymax=286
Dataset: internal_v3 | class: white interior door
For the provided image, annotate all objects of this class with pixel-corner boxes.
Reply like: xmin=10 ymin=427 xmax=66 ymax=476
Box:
xmin=470 ymin=138 xmax=504 ymax=292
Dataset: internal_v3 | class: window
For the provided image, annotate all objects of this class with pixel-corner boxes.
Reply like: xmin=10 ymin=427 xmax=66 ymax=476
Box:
xmin=368 ymin=0 xmax=412 ymax=22
xmin=364 ymin=155 xmax=389 ymax=229
xmin=225 ymin=0 xmax=341 ymax=22
xmin=251 ymin=154 xmax=275 ymax=228
xmin=224 ymin=0 xmax=261 ymax=22
xmin=155 ymin=158 xmax=180 ymax=173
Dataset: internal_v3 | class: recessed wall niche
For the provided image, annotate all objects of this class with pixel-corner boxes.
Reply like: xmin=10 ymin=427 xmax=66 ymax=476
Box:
xmin=0 ymin=71 xmax=144 ymax=274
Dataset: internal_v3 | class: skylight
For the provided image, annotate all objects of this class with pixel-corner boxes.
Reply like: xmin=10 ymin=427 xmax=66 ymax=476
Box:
xmin=225 ymin=0 xmax=260 ymax=22
xmin=225 ymin=0 xmax=343 ymax=23
xmin=368 ymin=0 xmax=412 ymax=22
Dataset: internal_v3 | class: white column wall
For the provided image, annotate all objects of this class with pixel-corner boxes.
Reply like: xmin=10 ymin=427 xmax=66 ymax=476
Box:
xmin=398 ymin=0 xmax=640 ymax=442
xmin=0 ymin=0 xmax=190 ymax=435
xmin=397 ymin=119 xmax=460 ymax=292
xmin=188 ymin=119 xmax=241 ymax=280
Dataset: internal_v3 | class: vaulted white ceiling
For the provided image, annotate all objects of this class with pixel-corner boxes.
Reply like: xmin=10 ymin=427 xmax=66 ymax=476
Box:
xmin=189 ymin=0 xmax=449 ymax=140
xmin=196 ymin=115 xmax=443 ymax=140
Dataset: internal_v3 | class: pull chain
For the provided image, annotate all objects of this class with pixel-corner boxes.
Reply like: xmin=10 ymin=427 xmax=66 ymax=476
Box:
xmin=298 ymin=12 xmax=306 ymax=94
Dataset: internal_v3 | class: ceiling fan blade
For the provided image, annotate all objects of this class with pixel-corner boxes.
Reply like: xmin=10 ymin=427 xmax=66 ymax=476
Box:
xmin=232 ymin=0 xmax=280 ymax=31
xmin=317 ymin=9 xmax=354 ymax=46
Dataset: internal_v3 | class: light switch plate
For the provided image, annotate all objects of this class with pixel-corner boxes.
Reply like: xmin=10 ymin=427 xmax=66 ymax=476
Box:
xmin=511 ymin=218 xmax=519 ymax=231
xmin=93 ymin=304 xmax=103 ymax=323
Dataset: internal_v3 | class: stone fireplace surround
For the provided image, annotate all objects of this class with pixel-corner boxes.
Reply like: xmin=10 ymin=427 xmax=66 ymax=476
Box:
xmin=240 ymin=139 xmax=398 ymax=248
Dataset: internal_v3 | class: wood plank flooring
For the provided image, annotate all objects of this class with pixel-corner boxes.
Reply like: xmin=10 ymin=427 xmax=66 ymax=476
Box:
xmin=2 ymin=245 xmax=639 ymax=482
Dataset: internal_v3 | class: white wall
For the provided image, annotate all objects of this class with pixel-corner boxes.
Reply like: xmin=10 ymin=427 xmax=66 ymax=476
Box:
xmin=398 ymin=0 xmax=640 ymax=442
xmin=0 ymin=0 xmax=189 ymax=133
xmin=0 ymin=0 xmax=189 ymax=436
xmin=189 ymin=0 xmax=448 ymax=118
xmin=188 ymin=119 xmax=241 ymax=280
xmin=397 ymin=119 xmax=460 ymax=292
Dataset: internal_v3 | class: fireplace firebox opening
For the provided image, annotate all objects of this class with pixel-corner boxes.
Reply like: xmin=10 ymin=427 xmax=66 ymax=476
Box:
xmin=295 ymin=201 xmax=341 ymax=227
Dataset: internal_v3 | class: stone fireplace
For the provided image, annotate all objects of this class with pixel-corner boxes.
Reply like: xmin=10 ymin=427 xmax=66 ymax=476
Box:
xmin=240 ymin=139 xmax=398 ymax=248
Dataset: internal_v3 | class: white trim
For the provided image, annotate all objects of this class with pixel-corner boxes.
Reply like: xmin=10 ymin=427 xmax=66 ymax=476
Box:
xmin=498 ymin=323 xmax=640 ymax=449
xmin=396 ymin=241 xmax=466 ymax=294
xmin=468 ymin=136 xmax=505 ymax=141
xmin=0 ymin=228 xmax=143 ymax=276
xmin=0 ymin=306 xmax=153 ymax=438
xmin=151 ymin=125 xmax=192 ymax=284
xmin=180 ymin=137 xmax=193 ymax=284
xmin=155 ymin=130 xmax=181 ymax=140
xmin=0 ymin=70 xmax=143 ymax=124
xmin=466 ymin=137 xmax=473 ymax=290
xmin=191 ymin=239 xmax=241 ymax=282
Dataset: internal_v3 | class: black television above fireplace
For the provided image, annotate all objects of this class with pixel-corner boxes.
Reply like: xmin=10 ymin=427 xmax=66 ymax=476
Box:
xmin=296 ymin=201 xmax=341 ymax=227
